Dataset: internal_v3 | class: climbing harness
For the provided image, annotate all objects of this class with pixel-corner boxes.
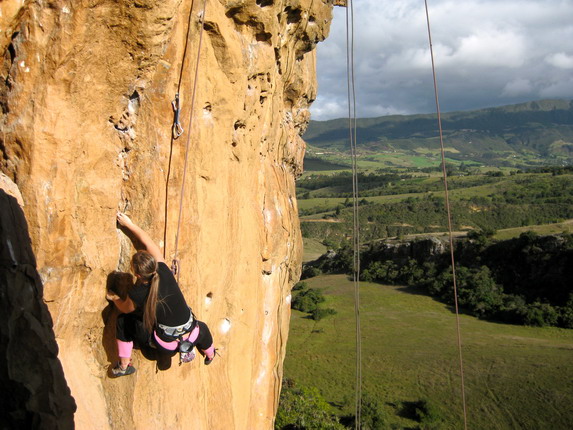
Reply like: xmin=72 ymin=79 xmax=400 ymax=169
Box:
xmin=155 ymin=308 xmax=198 ymax=364
xmin=171 ymin=93 xmax=184 ymax=139
xmin=157 ymin=308 xmax=196 ymax=338
xmin=424 ymin=1 xmax=468 ymax=428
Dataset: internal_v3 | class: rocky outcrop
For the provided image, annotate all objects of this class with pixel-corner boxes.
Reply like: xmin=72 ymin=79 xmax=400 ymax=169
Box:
xmin=0 ymin=189 xmax=76 ymax=429
xmin=0 ymin=0 xmax=335 ymax=428
xmin=366 ymin=237 xmax=448 ymax=265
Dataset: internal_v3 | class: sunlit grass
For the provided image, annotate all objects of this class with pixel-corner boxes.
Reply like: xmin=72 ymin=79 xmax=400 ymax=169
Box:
xmin=302 ymin=237 xmax=328 ymax=262
xmin=285 ymin=274 xmax=573 ymax=429
xmin=495 ymin=220 xmax=573 ymax=240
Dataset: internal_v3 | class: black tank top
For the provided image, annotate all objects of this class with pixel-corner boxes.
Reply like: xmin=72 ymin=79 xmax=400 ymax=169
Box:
xmin=128 ymin=262 xmax=191 ymax=327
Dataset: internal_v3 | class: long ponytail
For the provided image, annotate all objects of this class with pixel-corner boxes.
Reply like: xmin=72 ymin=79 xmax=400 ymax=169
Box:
xmin=144 ymin=272 xmax=160 ymax=332
xmin=131 ymin=251 xmax=160 ymax=333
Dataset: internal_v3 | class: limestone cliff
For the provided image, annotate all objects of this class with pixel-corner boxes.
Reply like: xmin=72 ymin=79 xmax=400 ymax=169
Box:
xmin=0 ymin=0 xmax=335 ymax=428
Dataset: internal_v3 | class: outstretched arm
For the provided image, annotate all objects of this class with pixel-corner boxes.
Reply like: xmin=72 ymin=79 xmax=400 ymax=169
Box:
xmin=116 ymin=212 xmax=165 ymax=264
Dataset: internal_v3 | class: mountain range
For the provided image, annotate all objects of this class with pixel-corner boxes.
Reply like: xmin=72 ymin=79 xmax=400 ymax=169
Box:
xmin=303 ymin=99 xmax=573 ymax=166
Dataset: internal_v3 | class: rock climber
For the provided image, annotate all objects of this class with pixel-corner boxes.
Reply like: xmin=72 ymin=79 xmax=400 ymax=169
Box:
xmin=106 ymin=212 xmax=216 ymax=377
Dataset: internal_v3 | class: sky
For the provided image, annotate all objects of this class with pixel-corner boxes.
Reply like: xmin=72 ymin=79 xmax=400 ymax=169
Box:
xmin=310 ymin=0 xmax=573 ymax=121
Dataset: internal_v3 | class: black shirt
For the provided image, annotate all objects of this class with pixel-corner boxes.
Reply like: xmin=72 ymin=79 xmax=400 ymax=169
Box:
xmin=128 ymin=262 xmax=191 ymax=327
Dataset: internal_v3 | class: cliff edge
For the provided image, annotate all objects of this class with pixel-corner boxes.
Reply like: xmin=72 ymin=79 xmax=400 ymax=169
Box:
xmin=0 ymin=0 xmax=335 ymax=428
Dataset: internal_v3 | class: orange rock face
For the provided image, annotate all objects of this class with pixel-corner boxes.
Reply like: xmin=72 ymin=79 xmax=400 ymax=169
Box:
xmin=1 ymin=0 xmax=334 ymax=428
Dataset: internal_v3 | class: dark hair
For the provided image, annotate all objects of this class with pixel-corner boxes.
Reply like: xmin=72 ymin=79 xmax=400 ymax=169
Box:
xmin=131 ymin=251 xmax=159 ymax=332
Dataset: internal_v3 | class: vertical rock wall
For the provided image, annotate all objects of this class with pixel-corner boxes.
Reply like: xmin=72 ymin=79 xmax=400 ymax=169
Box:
xmin=1 ymin=0 xmax=334 ymax=428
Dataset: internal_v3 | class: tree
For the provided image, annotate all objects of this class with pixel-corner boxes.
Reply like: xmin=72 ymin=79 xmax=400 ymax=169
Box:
xmin=559 ymin=295 xmax=573 ymax=328
xmin=456 ymin=266 xmax=503 ymax=318
xmin=341 ymin=393 xmax=388 ymax=430
xmin=292 ymin=288 xmax=325 ymax=313
xmin=275 ymin=380 xmax=345 ymax=430
xmin=413 ymin=399 xmax=444 ymax=430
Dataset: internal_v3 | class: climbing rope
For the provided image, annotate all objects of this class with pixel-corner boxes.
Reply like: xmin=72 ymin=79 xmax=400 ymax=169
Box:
xmin=167 ymin=0 xmax=209 ymax=281
xmin=424 ymin=2 xmax=468 ymax=429
xmin=345 ymin=1 xmax=362 ymax=428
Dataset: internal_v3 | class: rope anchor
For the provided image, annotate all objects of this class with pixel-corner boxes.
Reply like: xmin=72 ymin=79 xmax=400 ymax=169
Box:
xmin=171 ymin=93 xmax=184 ymax=139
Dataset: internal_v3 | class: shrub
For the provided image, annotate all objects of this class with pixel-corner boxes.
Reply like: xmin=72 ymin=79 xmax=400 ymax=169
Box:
xmin=341 ymin=393 xmax=388 ymax=430
xmin=311 ymin=308 xmax=337 ymax=321
xmin=413 ymin=399 xmax=444 ymax=430
xmin=523 ymin=302 xmax=559 ymax=327
xmin=293 ymin=281 xmax=307 ymax=291
xmin=302 ymin=266 xmax=323 ymax=280
xmin=292 ymin=288 xmax=325 ymax=313
xmin=275 ymin=380 xmax=345 ymax=430
xmin=558 ymin=294 xmax=573 ymax=328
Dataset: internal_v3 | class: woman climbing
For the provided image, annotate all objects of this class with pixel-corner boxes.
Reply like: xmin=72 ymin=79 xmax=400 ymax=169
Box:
xmin=107 ymin=212 xmax=216 ymax=377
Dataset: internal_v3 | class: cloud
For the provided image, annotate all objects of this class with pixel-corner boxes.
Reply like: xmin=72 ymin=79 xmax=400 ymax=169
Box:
xmin=446 ymin=28 xmax=526 ymax=68
xmin=546 ymin=53 xmax=573 ymax=69
xmin=502 ymin=78 xmax=534 ymax=97
xmin=310 ymin=98 xmax=348 ymax=120
xmin=310 ymin=0 xmax=573 ymax=120
xmin=539 ymin=78 xmax=573 ymax=98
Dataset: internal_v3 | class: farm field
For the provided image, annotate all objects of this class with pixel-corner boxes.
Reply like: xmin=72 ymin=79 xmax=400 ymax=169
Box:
xmin=284 ymin=274 xmax=573 ymax=429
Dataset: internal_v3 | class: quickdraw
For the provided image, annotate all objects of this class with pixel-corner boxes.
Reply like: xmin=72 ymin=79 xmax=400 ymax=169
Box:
xmin=171 ymin=93 xmax=184 ymax=139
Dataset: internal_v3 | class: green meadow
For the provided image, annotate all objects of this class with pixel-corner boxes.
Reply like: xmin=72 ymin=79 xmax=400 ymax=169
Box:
xmin=493 ymin=219 xmax=573 ymax=240
xmin=284 ymin=274 xmax=573 ymax=429
xmin=302 ymin=237 xmax=328 ymax=262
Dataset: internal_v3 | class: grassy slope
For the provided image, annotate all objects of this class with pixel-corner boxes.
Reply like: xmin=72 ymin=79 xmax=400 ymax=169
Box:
xmin=493 ymin=219 xmax=573 ymax=240
xmin=302 ymin=237 xmax=328 ymax=262
xmin=284 ymin=275 xmax=573 ymax=429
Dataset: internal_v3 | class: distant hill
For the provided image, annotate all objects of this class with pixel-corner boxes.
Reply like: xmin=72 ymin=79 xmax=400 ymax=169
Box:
xmin=304 ymin=99 xmax=573 ymax=167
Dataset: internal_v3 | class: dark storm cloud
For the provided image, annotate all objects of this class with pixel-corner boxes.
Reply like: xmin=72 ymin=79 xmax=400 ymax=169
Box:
xmin=311 ymin=0 xmax=573 ymax=120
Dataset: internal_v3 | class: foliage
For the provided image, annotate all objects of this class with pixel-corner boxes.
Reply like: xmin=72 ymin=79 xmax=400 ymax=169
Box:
xmin=284 ymin=274 xmax=573 ymax=429
xmin=299 ymin=170 xmax=573 ymax=246
xmin=412 ymin=399 xmax=444 ymax=430
xmin=340 ymin=393 xmax=389 ymax=430
xmin=275 ymin=379 xmax=346 ymax=430
xmin=292 ymin=288 xmax=325 ymax=313
xmin=311 ymin=307 xmax=337 ymax=321
xmin=399 ymin=399 xmax=444 ymax=430
xmin=293 ymin=281 xmax=307 ymax=291
xmin=314 ymin=232 xmax=573 ymax=328
xmin=558 ymin=295 xmax=573 ymax=328
xmin=302 ymin=266 xmax=323 ymax=280
xmin=291 ymin=285 xmax=337 ymax=322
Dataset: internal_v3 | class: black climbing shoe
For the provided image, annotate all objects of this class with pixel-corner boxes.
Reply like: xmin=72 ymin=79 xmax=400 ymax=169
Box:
xmin=112 ymin=362 xmax=136 ymax=377
xmin=204 ymin=349 xmax=218 ymax=365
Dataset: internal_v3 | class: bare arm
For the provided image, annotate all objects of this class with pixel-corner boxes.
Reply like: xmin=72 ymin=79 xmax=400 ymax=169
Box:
xmin=116 ymin=212 xmax=165 ymax=263
xmin=106 ymin=291 xmax=136 ymax=313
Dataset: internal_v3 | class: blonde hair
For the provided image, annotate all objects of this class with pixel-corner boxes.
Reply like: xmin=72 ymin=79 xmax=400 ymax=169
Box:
xmin=131 ymin=251 xmax=160 ymax=333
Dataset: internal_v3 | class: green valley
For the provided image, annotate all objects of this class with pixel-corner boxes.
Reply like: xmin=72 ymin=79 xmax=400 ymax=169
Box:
xmin=282 ymin=275 xmax=573 ymax=429
xmin=277 ymin=99 xmax=573 ymax=429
